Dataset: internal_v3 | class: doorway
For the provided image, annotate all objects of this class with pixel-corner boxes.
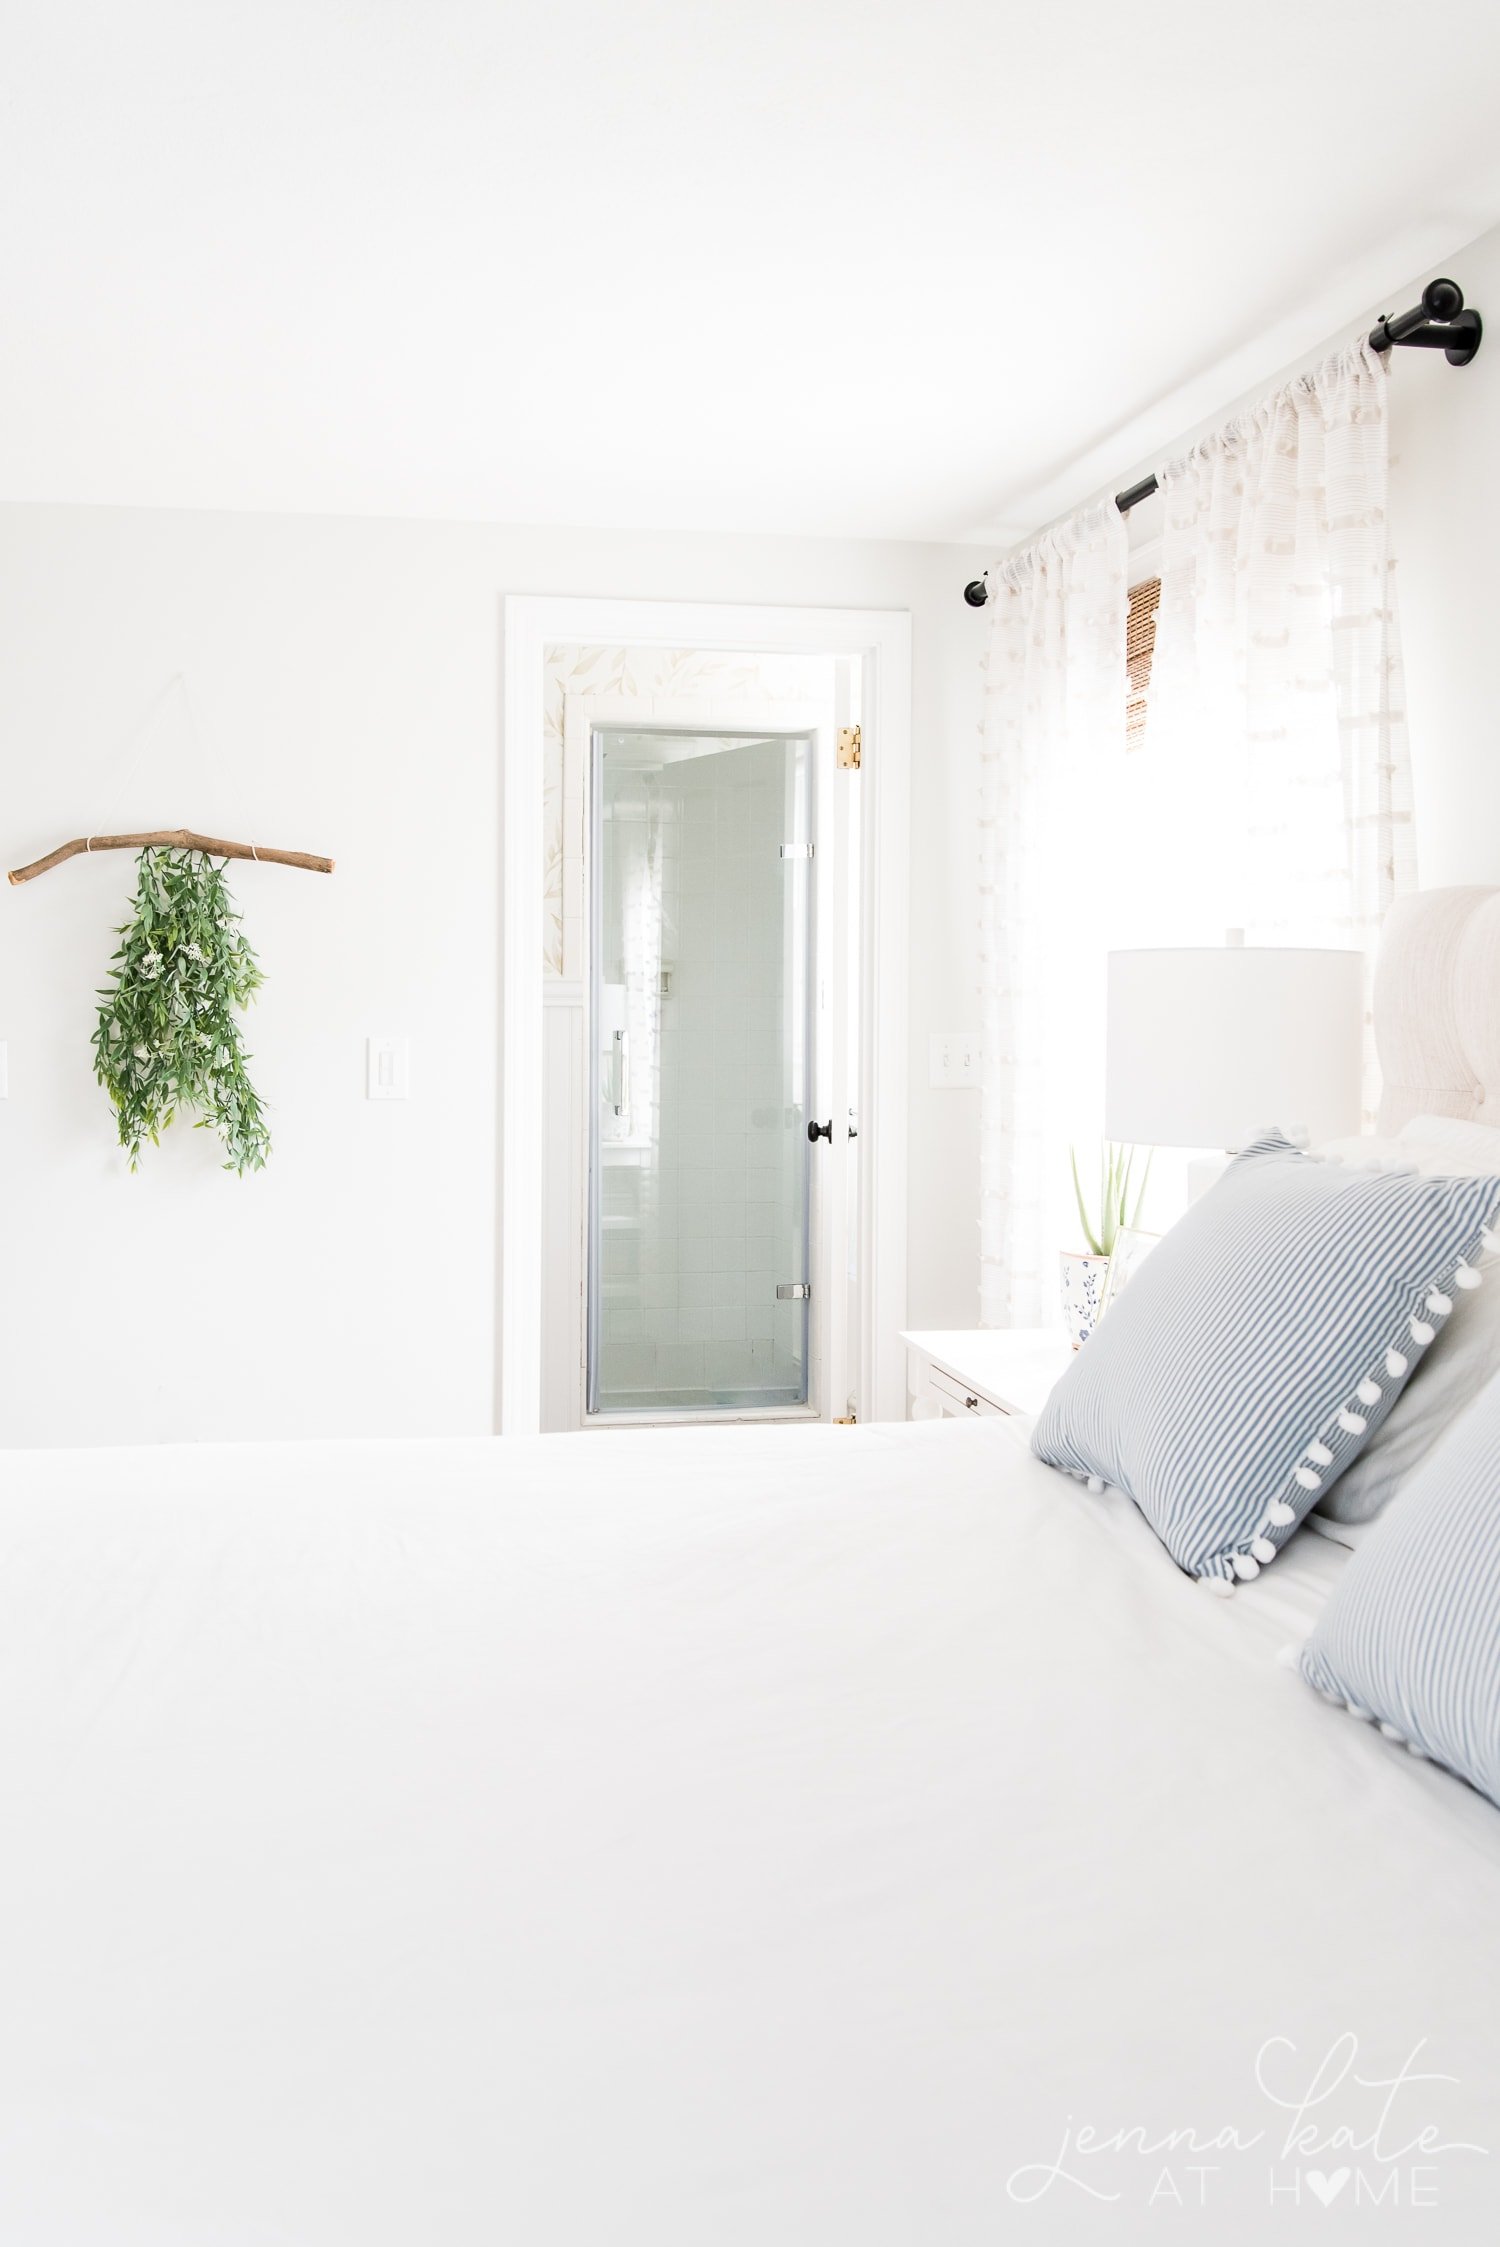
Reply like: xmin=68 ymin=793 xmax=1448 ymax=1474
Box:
xmin=501 ymin=597 xmax=910 ymax=1435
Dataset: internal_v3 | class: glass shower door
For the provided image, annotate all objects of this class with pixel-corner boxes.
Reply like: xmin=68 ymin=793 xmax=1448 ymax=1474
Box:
xmin=588 ymin=727 xmax=815 ymax=1415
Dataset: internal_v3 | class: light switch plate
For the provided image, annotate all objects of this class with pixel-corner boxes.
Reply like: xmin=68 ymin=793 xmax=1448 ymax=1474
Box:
xmin=366 ymin=1037 xmax=409 ymax=1101
xmin=929 ymin=1031 xmax=981 ymax=1089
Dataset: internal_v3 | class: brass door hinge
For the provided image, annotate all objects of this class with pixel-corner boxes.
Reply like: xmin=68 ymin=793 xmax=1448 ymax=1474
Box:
xmin=836 ymin=724 xmax=862 ymax=771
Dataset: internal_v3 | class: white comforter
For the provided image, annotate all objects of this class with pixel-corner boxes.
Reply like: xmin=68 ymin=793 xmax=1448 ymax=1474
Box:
xmin=2 ymin=1418 xmax=1497 ymax=2244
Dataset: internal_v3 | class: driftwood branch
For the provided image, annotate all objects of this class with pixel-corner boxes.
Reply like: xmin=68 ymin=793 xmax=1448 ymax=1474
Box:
xmin=8 ymin=830 xmax=335 ymax=886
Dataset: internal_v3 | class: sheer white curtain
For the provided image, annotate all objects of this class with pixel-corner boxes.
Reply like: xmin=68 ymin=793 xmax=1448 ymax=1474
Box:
xmin=977 ymin=339 xmax=1415 ymax=1326
xmin=1149 ymin=338 xmax=1415 ymax=1113
xmin=977 ymin=501 xmax=1128 ymax=1326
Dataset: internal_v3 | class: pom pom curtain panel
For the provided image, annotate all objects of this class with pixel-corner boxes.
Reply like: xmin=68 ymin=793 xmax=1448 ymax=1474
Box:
xmin=978 ymin=340 xmax=1415 ymax=1324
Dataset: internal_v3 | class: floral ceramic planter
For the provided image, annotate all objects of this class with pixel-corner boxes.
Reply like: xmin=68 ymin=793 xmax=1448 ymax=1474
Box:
xmin=1059 ymin=1250 xmax=1110 ymax=1349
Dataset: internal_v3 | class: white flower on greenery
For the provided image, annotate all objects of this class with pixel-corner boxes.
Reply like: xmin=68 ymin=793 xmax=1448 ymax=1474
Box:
xmin=98 ymin=849 xmax=269 ymax=1175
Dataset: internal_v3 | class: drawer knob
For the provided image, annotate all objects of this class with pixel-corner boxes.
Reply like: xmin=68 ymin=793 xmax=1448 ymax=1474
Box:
xmin=965 ymin=1394 xmax=979 ymax=1410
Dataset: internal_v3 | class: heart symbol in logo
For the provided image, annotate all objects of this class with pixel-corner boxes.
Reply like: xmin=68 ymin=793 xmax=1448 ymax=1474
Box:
xmin=1306 ymin=2168 xmax=1351 ymax=2207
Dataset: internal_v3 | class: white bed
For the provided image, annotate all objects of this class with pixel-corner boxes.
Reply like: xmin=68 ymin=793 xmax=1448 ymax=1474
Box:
xmin=2 ymin=1416 xmax=1498 ymax=2244
xmin=4 ymin=888 xmax=1500 ymax=2244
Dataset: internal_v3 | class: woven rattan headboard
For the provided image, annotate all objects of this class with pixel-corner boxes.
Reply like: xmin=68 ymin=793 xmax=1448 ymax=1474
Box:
xmin=1374 ymin=887 xmax=1500 ymax=1132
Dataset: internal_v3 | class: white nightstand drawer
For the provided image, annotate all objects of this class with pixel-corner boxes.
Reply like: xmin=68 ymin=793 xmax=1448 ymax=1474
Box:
xmin=902 ymin=1330 xmax=1075 ymax=1423
xmin=928 ymin=1364 xmax=1009 ymax=1418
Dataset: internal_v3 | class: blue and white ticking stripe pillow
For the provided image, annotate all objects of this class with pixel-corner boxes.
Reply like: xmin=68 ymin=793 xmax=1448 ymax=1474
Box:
xmin=1299 ymin=1369 xmax=1500 ymax=1808
xmin=1032 ymin=1131 xmax=1500 ymax=1588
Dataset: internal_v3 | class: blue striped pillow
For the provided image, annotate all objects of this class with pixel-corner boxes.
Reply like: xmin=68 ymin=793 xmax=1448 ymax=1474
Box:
xmin=1032 ymin=1131 xmax=1500 ymax=1587
xmin=1299 ymin=1370 xmax=1500 ymax=1806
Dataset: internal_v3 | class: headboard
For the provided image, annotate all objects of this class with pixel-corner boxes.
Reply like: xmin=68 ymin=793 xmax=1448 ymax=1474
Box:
xmin=1375 ymin=887 xmax=1500 ymax=1131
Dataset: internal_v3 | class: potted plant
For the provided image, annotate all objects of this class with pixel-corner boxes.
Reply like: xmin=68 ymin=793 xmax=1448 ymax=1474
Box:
xmin=1061 ymin=1143 xmax=1150 ymax=1347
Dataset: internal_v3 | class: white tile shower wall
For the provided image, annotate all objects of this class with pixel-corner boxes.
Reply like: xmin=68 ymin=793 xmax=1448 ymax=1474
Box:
xmin=598 ymin=739 xmax=804 ymax=1404
xmin=542 ymin=644 xmax=833 ymax=978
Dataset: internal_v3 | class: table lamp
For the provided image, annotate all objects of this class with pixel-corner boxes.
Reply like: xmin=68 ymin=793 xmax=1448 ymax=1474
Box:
xmin=1106 ymin=934 xmax=1363 ymax=1198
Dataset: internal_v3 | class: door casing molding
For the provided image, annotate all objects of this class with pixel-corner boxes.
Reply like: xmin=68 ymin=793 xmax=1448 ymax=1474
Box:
xmin=501 ymin=595 xmax=912 ymax=1436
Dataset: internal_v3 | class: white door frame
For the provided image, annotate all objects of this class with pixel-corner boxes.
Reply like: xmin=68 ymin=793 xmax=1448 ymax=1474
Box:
xmin=501 ymin=595 xmax=911 ymax=1436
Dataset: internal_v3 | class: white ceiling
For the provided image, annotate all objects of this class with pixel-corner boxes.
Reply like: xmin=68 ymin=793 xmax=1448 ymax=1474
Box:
xmin=7 ymin=1 xmax=1500 ymax=545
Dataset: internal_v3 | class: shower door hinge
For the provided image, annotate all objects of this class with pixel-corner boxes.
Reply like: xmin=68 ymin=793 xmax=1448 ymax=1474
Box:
xmin=776 ymin=1282 xmax=811 ymax=1301
xmin=836 ymin=724 xmax=862 ymax=770
xmin=779 ymin=842 xmax=813 ymax=859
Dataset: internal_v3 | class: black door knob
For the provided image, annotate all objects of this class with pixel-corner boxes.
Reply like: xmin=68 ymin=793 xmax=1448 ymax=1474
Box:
xmin=807 ymin=1119 xmax=832 ymax=1143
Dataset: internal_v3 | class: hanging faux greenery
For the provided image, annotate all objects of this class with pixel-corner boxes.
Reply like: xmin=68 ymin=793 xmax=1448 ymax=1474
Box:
xmin=92 ymin=848 xmax=271 ymax=1174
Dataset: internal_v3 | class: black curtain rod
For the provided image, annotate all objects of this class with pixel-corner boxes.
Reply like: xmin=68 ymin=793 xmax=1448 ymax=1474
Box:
xmin=963 ymin=277 xmax=1482 ymax=607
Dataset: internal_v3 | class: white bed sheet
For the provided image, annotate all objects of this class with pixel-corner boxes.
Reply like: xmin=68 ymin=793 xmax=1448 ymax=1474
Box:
xmin=1 ymin=1418 xmax=1497 ymax=2244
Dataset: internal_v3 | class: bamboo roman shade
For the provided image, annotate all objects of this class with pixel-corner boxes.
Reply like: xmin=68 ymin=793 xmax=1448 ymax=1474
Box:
xmin=1125 ymin=573 xmax=1160 ymax=746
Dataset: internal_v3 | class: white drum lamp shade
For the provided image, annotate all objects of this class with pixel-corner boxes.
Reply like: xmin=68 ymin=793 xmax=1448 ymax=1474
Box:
xmin=1106 ymin=943 xmax=1364 ymax=1150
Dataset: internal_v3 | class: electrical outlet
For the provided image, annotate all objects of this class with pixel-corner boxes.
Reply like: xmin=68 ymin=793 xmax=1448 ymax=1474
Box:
xmin=929 ymin=1031 xmax=981 ymax=1088
xmin=366 ymin=1037 xmax=409 ymax=1100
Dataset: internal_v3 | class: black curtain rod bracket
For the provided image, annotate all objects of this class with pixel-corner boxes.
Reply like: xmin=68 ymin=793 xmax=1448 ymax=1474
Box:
xmin=1370 ymin=276 xmax=1481 ymax=366
xmin=965 ymin=276 xmax=1482 ymax=604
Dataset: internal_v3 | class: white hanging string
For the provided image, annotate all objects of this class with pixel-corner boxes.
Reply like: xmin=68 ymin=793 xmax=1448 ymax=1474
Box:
xmin=89 ymin=671 xmax=190 ymax=842
xmin=178 ymin=669 xmax=260 ymax=866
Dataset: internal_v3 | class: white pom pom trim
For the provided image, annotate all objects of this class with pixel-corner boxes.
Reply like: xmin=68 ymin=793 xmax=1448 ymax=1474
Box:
xmin=1275 ymin=1643 xmax=1300 ymax=1670
xmin=1216 ymin=1280 xmax=1487 ymax=1593
xmin=1202 ymin=1575 xmax=1235 ymax=1598
xmin=1086 ymin=1474 xmax=1104 ymax=1494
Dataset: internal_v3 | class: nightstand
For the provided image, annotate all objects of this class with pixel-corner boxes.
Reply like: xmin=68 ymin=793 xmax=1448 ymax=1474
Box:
xmin=900 ymin=1328 xmax=1075 ymax=1423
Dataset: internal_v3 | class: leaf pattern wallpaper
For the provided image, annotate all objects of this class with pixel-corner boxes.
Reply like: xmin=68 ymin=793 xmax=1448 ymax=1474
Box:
xmin=542 ymin=644 xmax=831 ymax=977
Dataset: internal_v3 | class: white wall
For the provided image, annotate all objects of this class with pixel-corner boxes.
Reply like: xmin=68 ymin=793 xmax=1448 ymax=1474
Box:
xmin=1385 ymin=225 xmax=1500 ymax=887
xmin=0 ymin=509 xmax=986 ymax=1444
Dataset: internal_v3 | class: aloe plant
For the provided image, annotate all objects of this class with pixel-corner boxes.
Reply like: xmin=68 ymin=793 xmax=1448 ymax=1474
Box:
xmin=1069 ymin=1142 xmax=1151 ymax=1258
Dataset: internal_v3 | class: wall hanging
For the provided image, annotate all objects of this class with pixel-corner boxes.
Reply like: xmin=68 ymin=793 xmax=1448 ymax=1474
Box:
xmin=10 ymin=823 xmax=334 ymax=1176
